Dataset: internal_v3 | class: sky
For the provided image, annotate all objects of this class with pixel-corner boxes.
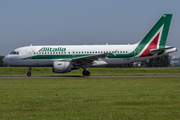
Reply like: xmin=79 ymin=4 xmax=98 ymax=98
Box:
xmin=0 ymin=0 xmax=180 ymax=56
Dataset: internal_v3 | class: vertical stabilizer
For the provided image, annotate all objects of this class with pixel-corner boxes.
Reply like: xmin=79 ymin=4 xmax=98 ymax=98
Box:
xmin=135 ymin=14 xmax=172 ymax=57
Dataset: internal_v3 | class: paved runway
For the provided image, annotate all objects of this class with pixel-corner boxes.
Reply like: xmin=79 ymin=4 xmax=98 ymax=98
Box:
xmin=0 ymin=75 xmax=180 ymax=79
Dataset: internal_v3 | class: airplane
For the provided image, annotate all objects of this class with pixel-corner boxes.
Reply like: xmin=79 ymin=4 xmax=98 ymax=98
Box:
xmin=3 ymin=14 xmax=177 ymax=76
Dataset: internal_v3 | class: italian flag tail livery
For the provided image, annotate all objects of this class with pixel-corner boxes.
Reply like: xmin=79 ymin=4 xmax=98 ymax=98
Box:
xmin=135 ymin=14 xmax=172 ymax=57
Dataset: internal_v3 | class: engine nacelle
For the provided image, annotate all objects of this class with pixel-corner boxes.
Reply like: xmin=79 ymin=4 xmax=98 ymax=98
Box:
xmin=53 ymin=61 xmax=73 ymax=73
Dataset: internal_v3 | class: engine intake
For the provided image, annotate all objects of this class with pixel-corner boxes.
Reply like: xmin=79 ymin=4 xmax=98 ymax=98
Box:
xmin=53 ymin=61 xmax=73 ymax=73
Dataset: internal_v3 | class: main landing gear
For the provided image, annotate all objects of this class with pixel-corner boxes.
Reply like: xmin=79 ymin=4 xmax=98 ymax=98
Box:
xmin=27 ymin=67 xmax=31 ymax=77
xmin=82 ymin=69 xmax=90 ymax=76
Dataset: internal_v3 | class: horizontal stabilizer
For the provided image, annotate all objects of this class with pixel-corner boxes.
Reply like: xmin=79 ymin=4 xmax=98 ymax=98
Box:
xmin=150 ymin=47 xmax=176 ymax=55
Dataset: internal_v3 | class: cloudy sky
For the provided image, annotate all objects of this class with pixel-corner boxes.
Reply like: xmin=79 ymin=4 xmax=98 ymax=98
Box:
xmin=0 ymin=0 xmax=180 ymax=56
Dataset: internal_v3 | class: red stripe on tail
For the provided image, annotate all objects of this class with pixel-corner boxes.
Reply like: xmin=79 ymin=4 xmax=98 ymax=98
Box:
xmin=140 ymin=33 xmax=160 ymax=57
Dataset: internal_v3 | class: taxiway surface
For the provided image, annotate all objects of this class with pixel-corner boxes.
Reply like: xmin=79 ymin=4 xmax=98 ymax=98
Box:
xmin=0 ymin=75 xmax=180 ymax=79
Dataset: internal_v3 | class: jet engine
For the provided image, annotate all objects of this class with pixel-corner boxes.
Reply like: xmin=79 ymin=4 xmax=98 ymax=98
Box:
xmin=53 ymin=61 xmax=73 ymax=73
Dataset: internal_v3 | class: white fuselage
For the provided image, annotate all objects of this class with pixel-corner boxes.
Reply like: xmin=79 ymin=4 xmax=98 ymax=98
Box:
xmin=3 ymin=44 xmax=176 ymax=67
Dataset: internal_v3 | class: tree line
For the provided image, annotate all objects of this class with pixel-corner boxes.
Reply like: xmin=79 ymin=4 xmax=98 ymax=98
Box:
xmin=0 ymin=56 xmax=8 ymax=67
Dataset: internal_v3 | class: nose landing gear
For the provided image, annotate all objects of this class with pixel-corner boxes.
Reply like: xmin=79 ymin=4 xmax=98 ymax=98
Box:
xmin=27 ymin=67 xmax=31 ymax=77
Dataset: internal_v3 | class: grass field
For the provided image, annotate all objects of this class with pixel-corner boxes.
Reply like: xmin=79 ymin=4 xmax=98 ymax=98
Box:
xmin=0 ymin=77 xmax=180 ymax=119
xmin=1 ymin=67 xmax=180 ymax=76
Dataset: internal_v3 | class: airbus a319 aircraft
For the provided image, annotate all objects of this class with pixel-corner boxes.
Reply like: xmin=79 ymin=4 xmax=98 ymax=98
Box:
xmin=3 ymin=14 xmax=177 ymax=76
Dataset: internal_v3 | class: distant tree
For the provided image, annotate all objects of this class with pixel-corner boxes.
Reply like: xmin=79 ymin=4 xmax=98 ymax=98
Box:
xmin=149 ymin=55 xmax=170 ymax=67
xmin=141 ymin=60 xmax=149 ymax=67
xmin=118 ymin=63 xmax=133 ymax=68
xmin=105 ymin=63 xmax=133 ymax=68
xmin=0 ymin=56 xmax=5 ymax=67
xmin=0 ymin=56 xmax=9 ymax=67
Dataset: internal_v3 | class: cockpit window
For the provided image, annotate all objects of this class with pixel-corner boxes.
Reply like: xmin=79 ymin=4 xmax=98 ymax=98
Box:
xmin=10 ymin=51 xmax=14 ymax=54
xmin=10 ymin=51 xmax=19 ymax=55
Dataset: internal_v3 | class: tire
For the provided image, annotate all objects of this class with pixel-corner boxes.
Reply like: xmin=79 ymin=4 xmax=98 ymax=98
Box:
xmin=82 ymin=70 xmax=90 ymax=76
xmin=27 ymin=72 xmax=31 ymax=77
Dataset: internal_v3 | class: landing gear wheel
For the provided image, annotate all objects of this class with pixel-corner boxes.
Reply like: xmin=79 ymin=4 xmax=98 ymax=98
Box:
xmin=27 ymin=67 xmax=32 ymax=77
xmin=82 ymin=70 xmax=90 ymax=76
xmin=27 ymin=72 xmax=31 ymax=77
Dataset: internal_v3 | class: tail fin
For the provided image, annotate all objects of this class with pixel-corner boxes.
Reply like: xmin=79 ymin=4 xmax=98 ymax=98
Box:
xmin=135 ymin=14 xmax=172 ymax=57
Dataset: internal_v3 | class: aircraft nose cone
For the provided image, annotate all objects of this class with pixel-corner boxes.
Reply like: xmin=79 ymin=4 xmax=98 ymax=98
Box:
xmin=3 ymin=56 xmax=8 ymax=64
xmin=3 ymin=56 xmax=11 ymax=65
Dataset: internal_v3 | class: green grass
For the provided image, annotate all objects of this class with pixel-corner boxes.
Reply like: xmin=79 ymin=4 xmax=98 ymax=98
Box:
xmin=0 ymin=77 xmax=180 ymax=119
xmin=1 ymin=67 xmax=180 ymax=76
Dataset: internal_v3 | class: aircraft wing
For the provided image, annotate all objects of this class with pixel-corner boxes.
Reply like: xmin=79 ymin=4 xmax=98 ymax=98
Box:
xmin=71 ymin=52 xmax=116 ymax=66
xmin=150 ymin=47 xmax=176 ymax=55
xmin=72 ymin=53 xmax=111 ymax=62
